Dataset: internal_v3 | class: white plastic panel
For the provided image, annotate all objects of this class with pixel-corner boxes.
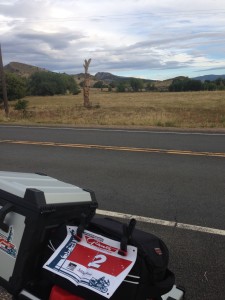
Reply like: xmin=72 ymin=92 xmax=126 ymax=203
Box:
xmin=0 ymin=209 xmax=26 ymax=281
xmin=0 ymin=171 xmax=91 ymax=204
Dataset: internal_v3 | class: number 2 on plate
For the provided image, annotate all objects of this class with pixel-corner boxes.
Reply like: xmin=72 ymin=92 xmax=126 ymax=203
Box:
xmin=88 ymin=254 xmax=107 ymax=269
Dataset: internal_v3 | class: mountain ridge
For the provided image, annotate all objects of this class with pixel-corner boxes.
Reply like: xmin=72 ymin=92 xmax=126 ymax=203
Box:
xmin=192 ymin=74 xmax=225 ymax=81
xmin=4 ymin=62 xmax=48 ymax=78
xmin=4 ymin=61 xmax=225 ymax=84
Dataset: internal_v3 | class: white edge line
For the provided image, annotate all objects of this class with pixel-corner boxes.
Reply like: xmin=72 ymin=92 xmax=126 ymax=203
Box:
xmin=177 ymin=223 xmax=225 ymax=236
xmin=20 ymin=290 xmax=41 ymax=300
xmin=96 ymin=209 xmax=225 ymax=237
xmin=123 ymin=280 xmax=139 ymax=284
xmin=96 ymin=209 xmax=175 ymax=227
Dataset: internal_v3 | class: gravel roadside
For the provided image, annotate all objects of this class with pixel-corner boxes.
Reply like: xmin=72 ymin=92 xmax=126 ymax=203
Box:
xmin=0 ymin=286 xmax=12 ymax=300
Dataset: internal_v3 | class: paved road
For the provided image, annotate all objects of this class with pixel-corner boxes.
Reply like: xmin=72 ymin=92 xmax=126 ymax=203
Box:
xmin=0 ymin=125 xmax=225 ymax=299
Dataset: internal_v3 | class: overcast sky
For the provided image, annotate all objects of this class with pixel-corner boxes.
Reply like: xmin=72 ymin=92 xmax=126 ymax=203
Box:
xmin=1 ymin=0 xmax=225 ymax=80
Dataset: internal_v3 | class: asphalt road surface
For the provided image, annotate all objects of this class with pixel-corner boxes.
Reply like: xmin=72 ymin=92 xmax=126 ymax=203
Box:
xmin=0 ymin=125 xmax=225 ymax=300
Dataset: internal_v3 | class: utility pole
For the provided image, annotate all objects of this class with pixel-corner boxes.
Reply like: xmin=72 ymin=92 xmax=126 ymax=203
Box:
xmin=0 ymin=44 xmax=9 ymax=117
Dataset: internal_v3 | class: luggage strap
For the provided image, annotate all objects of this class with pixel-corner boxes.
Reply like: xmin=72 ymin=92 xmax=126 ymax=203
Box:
xmin=75 ymin=214 xmax=136 ymax=257
xmin=0 ymin=203 xmax=13 ymax=232
xmin=118 ymin=218 xmax=136 ymax=256
xmin=75 ymin=213 xmax=91 ymax=241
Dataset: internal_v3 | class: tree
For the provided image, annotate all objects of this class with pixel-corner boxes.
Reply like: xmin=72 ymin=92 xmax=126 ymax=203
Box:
xmin=60 ymin=74 xmax=80 ymax=95
xmin=185 ymin=79 xmax=202 ymax=91
xmin=28 ymin=72 xmax=62 ymax=96
xmin=206 ymin=82 xmax=218 ymax=91
xmin=146 ymin=82 xmax=156 ymax=91
xmin=14 ymin=99 xmax=28 ymax=111
xmin=28 ymin=72 xmax=79 ymax=96
xmin=169 ymin=78 xmax=202 ymax=92
xmin=0 ymin=72 xmax=27 ymax=101
xmin=93 ymin=81 xmax=104 ymax=88
xmin=83 ymin=58 xmax=92 ymax=108
xmin=109 ymin=82 xmax=116 ymax=89
xmin=116 ymin=82 xmax=126 ymax=92
xmin=215 ymin=78 xmax=225 ymax=90
xmin=130 ymin=78 xmax=144 ymax=92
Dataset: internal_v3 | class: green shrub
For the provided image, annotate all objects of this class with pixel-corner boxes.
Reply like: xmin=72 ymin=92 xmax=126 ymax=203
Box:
xmin=14 ymin=99 xmax=28 ymax=111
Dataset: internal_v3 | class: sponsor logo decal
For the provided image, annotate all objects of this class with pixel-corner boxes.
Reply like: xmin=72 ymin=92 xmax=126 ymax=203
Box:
xmin=154 ymin=248 xmax=163 ymax=255
xmin=0 ymin=226 xmax=17 ymax=258
xmin=85 ymin=236 xmax=118 ymax=253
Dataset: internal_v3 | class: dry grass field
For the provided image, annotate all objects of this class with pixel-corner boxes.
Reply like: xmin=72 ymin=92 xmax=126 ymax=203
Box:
xmin=1 ymin=90 xmax=225 ymax=129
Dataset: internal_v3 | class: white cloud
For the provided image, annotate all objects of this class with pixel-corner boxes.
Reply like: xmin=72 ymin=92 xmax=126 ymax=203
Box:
xmin=1 ymin=0 xmax=225 ymax=79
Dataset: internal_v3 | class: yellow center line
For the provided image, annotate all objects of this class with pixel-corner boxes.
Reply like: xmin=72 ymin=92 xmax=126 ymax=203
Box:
xmin=1 ymin=139 xmax=225 ymax=158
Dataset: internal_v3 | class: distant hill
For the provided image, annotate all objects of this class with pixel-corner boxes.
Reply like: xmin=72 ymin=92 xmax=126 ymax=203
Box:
xmin=74 ymin=71 xmax=155 ymax=87
xmin=75 ymin=71 xmax=154 ymax=84
xmin=192 ymin=74 xmax=225 ymax=81
xmin=8 ymin=61 xmax=225 ymax=90
xmin=2 ymin=62 xmax=175 ymax=90
xmin=4 ymin=62 xmax=49 ymax=78
xmin=97 ymin=71 xmax=158 ymax=84
xmin=95 ymin=72 xmax=145 ymax=83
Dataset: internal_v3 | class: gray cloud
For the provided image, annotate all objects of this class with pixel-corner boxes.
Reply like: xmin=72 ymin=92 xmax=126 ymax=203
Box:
xmin=1 ymin=0 xmax=225 ymax=79
xmin=0 ymin=1 xmax=49 ymax=18
xmin=17 ymin=31 xmax=84 ymax=50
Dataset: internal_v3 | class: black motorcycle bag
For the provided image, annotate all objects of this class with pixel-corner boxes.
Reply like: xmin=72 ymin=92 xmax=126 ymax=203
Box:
xmin=43 ymin=216 xmax=175 ymax=300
